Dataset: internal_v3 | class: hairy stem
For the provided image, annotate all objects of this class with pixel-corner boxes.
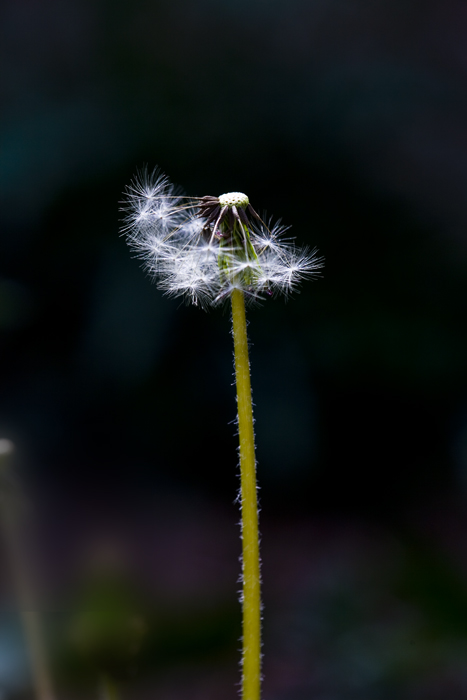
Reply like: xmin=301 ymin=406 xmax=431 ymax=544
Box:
xmin=231 ymin=288 xmax=261 ymax=700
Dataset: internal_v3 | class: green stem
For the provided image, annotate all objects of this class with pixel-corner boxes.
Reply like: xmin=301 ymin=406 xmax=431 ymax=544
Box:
xmin=231 ymin=289 xmax=261 ymax=700
xmin=20 ymin=611 xmax=55 ymax=700
xmin=100 ymin=674 xmax=120 ymax=700
xmin=0 ymin=445 xmax=56 ymax=700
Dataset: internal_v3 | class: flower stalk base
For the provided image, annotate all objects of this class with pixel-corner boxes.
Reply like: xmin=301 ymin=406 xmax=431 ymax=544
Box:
xmin=231 ymin=288 xmax=261 ymax=700
xmin=0 ymin=445 xmax=55 ymax=700
xmin=100 ymin=674 xmax=119 ymax=700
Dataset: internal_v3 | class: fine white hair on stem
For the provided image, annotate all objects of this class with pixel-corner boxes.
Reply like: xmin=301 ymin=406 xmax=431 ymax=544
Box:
xmin=121 ymin=167 xmax=323 ymax=307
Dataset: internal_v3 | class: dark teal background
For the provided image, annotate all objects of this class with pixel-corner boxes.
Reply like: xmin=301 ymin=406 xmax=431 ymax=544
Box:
xmin=2 ymin=1 xmax=467 ymax=698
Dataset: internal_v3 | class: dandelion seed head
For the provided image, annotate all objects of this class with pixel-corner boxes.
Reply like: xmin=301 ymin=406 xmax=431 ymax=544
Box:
xmin=218 ymin=192 xmax=250 ymax=209
xmin=121 ymin=168 xmax=322 ymax=308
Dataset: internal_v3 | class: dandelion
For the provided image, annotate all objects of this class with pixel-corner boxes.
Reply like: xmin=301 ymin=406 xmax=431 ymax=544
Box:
xmin=121 ymin=167 xmax=322 ymax=700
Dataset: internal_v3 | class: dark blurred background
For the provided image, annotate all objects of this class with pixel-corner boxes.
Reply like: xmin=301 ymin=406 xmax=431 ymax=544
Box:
xmin=2 ymin=0 xmax=467 ymax=698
